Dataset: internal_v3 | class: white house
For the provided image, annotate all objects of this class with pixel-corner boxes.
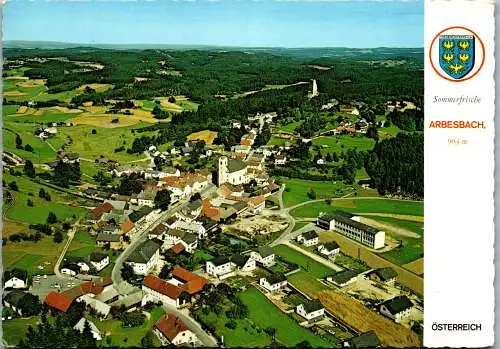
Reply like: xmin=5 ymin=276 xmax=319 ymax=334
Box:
xmin=142 ymin=275 xmax=189 ymax=308
xmin=171 ymin=220 xmax=207 ymax=239
xmin=250 ymin=247 xmax=275 ymax=267
xmin=73 ymin=318 xmax=102 ymax=340
xmin=327 ymin=270 xmax=359 ymax=288
xmin=296 ymin=230 xmax=319 ymax=246
xmin=259 ymin=274 xmax=287 ymax=292
xmin=316 ymin=159 xmax=325 ymax=165
xmin=154 ymin=314 xmax=198 ymax=346
xmin=206 ymin=256 xmax=233 ymax=278
xmin=296 ymin=300 xmax=325 ymax=322
xmin=4 ymin=270 xmax=28 ymax=289
xmin=89 ymin=252 xmax=110 ymax=272
xmin=230 ymin=254 xmax=256 ymax=272
xmin=163 ymin=229 xmax=198 ymax=253
xmin=317 ymin=242 xmax=340 ymax=257
xmin=126 ymin=240 xmax=162 ymax=275
xmin=380 ymin=296 xmax=413 ymax=321
xmin=274 ymin=155 xmax=287 ymax=165
xmin=78 ymin=295 xmax=111 ymax=318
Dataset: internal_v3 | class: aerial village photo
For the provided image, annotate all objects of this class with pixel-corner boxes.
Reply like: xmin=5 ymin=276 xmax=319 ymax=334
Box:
xmin=1 ymin=0 xmax=424 ymax=347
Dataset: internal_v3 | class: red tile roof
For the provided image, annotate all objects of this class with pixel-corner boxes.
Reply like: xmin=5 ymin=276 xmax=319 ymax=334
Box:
xmin=143 ymin=275 xmax=185 ymax=299
xmin=44 ymin=292 xmax=72 ymax=312
xmin=91 ymin=202 xmax=113 ymax=218
xmin=120 ymin=219 xmax=135 ymax=233
xmin=172 ymin=266 xmax=208 ymax=295
xmin=62 ymin=277 xmax=112 ymax=300
xmin=240 ymin=138 xmax=253 ymax=146
xmin=155 ymin=314 xmax=189 ymax=341
xmin=171 ymin=243 xmax=185 ymax=255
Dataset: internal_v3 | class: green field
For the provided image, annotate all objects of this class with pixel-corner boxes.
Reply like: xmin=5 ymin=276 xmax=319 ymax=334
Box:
xmin=239 ymin=287 xmax=333 ymax=347
xmin=273 ymin=245 xmax=334 ymax=278
xmin=3 ymin=235 xmax=67 ymax=275
xmin=3 ymin=173 xmax=89 ymax=225
xmin=286 ymin=271 xmax=332 ymax=297
xmin=282 ymin=178 xmax=352 ymax=207
xmin=67 ymin=230 xmax=97 ymax=258
xmin=311 ymin=135 xmax=375 ymax=155
xmin=334 ymin=253 xmax=369 ymax=273
xmin=267 ymin=136 xmax=291 ymax=146
xmin=290 ymin=198 xmax=423 ymax=218
xmin=3 ymin=316 xmax=43 ymax=345
xmin=278 ymin=121 xmax=303 ymax=134
xmin=4 ymin=108 xmax=81 ymax=124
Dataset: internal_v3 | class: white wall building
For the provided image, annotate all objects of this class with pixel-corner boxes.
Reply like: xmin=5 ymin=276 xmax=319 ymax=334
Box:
xmin=296 ymin=300 xmax=325 ymax=322
xmin=218 ymin=156 xmax=248 ymax=186
xmin=259 ymin=275 xmax=287 ymax=292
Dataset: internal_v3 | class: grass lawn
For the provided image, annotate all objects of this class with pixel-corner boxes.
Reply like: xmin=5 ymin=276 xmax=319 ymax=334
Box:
xmin=278 ymin=121 xmax=303 ymax=134
xmin=273 ymin=245 xmax=333 ymax=278
xmin=2 ymin=316 xmax=42 ymax=346
xmin=287 ymin=271 xmax=332 ymax=297
xmin=290 ymin=198 xmax=423 ymax=218
xmin=311 ymin=135 xmax=375 ymax=156
xmin=94 ymin=306 xmax=164 ymax=347
xmin=3 ymin=173 xmax=89 ymax=225
xmin=267 ymin=136 xmax=292 ymax=146
xmin=3 ymin=236 xmax=67 ymax=275
xmin=334 ymin=253 xmax=369 ymax=273
xmin=193 ymin=249 xmax=214 ymax=262
xmin=195 ymin=303 xmax=271 ymax=347
xmin=240 ymin=287 xmax=333 ymax=347
xmin=282 ymin=178 xmax=352 ymax=207
xmin=67 ymin=230 xmax=97 ymax=258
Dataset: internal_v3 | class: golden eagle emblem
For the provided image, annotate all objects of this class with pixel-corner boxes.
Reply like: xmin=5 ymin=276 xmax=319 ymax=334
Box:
xmin=458 ymin=41 xmax=471 ymax=50
xmin=442 ymin=40 xmax=454 ymax=50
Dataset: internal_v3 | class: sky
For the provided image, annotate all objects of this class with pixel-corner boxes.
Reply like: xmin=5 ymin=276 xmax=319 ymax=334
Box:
xmin=3 ymin=0 xmax=423 ymax=48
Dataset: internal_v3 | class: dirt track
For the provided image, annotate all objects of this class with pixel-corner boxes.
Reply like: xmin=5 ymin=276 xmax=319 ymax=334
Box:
xmin=361 ymin=213 xmax=424 ymax=223
xmin=360 ymin=217 xmax=420 ymax=238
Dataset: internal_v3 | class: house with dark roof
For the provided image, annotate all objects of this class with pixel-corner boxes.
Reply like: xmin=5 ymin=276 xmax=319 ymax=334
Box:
xmin=296 ymin=230 xmax=319 ymax=246
xmin=126 ymin=239 xmax=162 ymax=275
xmin=230 ymin=254 xmax=256 ymax=272
xmin=344 ymin=330 xmax=381 ymax=348
xmin=250 ymin=246 xmax=275 ymax=267
xmin=197 ymin=216 xmax=219 ymax=234
xmin=44 ymin=292 xmax=73 ymax=312
xmin=380 ymin=295 xmax=413 ymax=321
xmin=4 ymin=269 xmax=28 ymax=289
xmin=89 ymin=252 xmax=110 ymax=271
xmin=368 ymin=267 xmax=398 ymax=284
xmin=183 ymin=199 xmax=202 ymax=217
xmin=154 ymin=314 xmax=198 ymax=346
xmin=96 ymin=233 xmax=123 ymax=250
xmin=327 ymin=270 xmax=359 ymax=287
xmin=317 ymin=241 xmax=340 ymax=257
xmin=317 ymin=211 xmax=385 ymax=249
xmin=206 ymin=256 xmax=233 ymax=278
xmin=129 ymin=206 xmax=155 ymax=224
xmin=296 ymin=299 xmax=325 ymax=322
xmin=259 ymin=273 xmax=287 ymax=292
xmin=163 ymin=229 xmax=198 ymax=253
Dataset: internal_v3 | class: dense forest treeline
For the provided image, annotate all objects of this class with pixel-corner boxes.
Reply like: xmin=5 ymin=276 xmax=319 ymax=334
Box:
xmin=365 ymin=133 xmax=424 ymax=197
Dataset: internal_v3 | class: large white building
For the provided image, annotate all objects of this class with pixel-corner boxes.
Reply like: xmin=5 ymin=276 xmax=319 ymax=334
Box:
xmin=126 ymin=240 xmax=162 ymax=275
xmin=317 ymin=211 xmax=385 ymax=249
xmin=218 ymin=156 xmax=248 ymax=186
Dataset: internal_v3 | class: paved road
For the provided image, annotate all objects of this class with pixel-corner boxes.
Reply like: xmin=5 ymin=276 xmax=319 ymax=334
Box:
xmin=111 ymin=200 xmax=188 ymax=295
xmin=163 ymin=304 xmax=218 ymax=347
xmin=54 ymin=220 xmax=80 ymax=278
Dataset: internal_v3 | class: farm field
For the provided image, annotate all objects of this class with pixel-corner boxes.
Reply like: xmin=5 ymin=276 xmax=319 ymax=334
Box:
xmin=278 ymin=121 xmax=303 ymax=134
xmin=187 ymin=130 xmax=218 ymax=145
xmin=3 ymin=235 xmax=67 ymax=275
xmin=266 ymin=136 xmax=291 ymax=146
xmin=403 ymin=258 xmax=424 ymax=276
xmin=311 ymin=135 xmax=375 ymax=155
xmin=273 ymin=245 xmax=333 ymax=278
xmin=287 ymin=270 xmax=332 ymax=297
xmin=317 ymin=291 xmax=420 ymax=348
xmin=290 ymin=198 xmax=423 ymax=218
xmin=239 ymin=287 xmax=334 ymax=347
xmin=3 ymin=173 xmax=89 ymax=225
xmin=282 ymin=178 xmax=352 ymax=207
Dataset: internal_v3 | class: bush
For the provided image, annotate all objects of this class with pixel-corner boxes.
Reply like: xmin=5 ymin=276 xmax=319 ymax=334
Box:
xmin=8 ymin=181 xmax=18 ymax=191
xmin=27 ymin=199 xmax=34 ymax=207
xmin=225 ymin=320 xmax=237 ymax=330
xmin=91 ymin=129 xmax=97 ymax=134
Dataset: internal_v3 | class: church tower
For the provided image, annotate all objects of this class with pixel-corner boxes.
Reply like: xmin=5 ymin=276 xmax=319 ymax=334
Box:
xmin=218 ymin=156 xmax=228 ymax=186
xmin=312 ymin=79 xmax=318 ymax=97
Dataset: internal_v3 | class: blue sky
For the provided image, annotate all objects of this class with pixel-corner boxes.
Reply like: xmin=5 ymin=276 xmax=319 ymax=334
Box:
xmin=4 ymin=0 xmax=423 ymax=48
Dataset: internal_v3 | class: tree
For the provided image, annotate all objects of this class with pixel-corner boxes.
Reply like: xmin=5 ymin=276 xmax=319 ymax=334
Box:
xmin=53 ymin=230 xmax=64 ymax=243
xmin=122 ymin=311 xmax=145 ymax=327
xmin=81 ymin=320 xmax=97 ymax=348
xmin=15 ymin=134 xmax=22 ymax=148
xmin=8 ymin=181 xmax=18 ymax=191
xmin=93 ymin=170 xmax=112 ymax=186
xmin=24 ymin=160 xmax=36 ymax=178
xmin=53 ymin=162 xmax=81 ymax=188
xmin=27 ymin=198 xmax=34 ymax=207
xmin=307 ymin=188 xmax=316 ymax=199
xmin=47 ymin=212 xmax=57 ymax=224
xmin=45 ymin=193 xmax=52 ymax=201
xmin=168 ymin=96 xmax=176 ymax=103
xmin=325 ymin=152 xmax=333 ymax=162
xmin=366 ymin=125 xmax=379 ymax=142
xmin=158 ymin=264 xmax=172 ymax=279
xmin=190 ymin=192 xmax=201 ymax=202
xmin=39 ymin=188 xmax=47 ymax=198
xmin=332 ymin=152 xmax=339 ymax=162
xmin=154 ymin=190 xmax=171 ymax=211
xmin=141 ymin=332 xmax=154 ymax=347
xmin=91 ymin=129 xmax=97 ymax=134
xmin=121 ymin=264 xmax=135 ymax=282
xmin=24 ymin=144 xmax=34 ymax=152
xmin=264 ymin=327 xmax=277 ymax=340
xmin=17 ymin=293 xmax=42 ymax=317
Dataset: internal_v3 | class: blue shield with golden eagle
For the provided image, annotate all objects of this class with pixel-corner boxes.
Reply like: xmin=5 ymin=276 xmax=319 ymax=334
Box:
xmin=439 ymin=35 xmax=475 ymax=79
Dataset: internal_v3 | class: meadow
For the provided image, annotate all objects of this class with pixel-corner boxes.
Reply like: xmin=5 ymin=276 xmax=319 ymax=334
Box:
xmin=273 ymin=245 xmax=333 ymax=278
xmin=286 ymin=270 xmax=332 ymax=297
xmin=282 ymin=178 xmax=352 ymax=207
xmin=311 ymin=135 xmax=376 ymax=156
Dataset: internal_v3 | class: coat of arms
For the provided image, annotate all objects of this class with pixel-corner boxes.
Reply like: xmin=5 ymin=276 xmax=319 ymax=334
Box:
xmin=439 ymin=35 xmax=475 ymax=79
